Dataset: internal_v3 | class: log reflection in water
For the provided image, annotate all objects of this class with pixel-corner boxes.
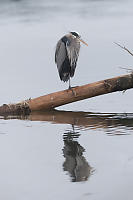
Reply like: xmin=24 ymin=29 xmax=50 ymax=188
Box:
xmin=2 ymin=110 xmax=133 ymax=134
xmin=28 ymin=110 xmax=133 ymax=134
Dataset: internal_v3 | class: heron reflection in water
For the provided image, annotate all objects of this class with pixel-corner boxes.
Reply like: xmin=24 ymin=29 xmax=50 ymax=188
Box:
xmin=55 ymin=32 xmax=88 ymax=89
xmin=62 ymin=126 xmax=93 ymax=182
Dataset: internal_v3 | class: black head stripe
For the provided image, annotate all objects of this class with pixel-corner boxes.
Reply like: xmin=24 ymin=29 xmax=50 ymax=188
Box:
xmin=70 ymin=32 xmax=79 ymax=37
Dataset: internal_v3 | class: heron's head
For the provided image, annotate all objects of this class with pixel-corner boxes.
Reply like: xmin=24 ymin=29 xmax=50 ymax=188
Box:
xmin=70 ymin=31 xmax=88 ymax=46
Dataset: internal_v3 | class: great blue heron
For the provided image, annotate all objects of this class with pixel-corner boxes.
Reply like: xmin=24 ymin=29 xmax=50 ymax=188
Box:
xmin=55 ymin=32 xmax=88 ymax=89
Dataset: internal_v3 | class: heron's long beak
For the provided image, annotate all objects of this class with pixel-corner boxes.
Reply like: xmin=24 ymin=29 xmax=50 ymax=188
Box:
xmin=78 ymin=38 xmax=88 ymax=46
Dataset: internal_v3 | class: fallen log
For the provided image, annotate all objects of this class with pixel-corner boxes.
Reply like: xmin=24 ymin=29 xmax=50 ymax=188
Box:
xmin=0 ymin=73 xmax=133 ymax=115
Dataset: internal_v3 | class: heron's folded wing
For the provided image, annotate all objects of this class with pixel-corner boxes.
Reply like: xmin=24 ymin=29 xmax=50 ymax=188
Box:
xmin=55 ymin=40 xmax=67 ymax=72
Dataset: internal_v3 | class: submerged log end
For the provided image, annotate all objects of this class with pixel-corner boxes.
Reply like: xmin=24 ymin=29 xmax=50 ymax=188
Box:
xmin=0 ymin=101 xmax=31 ymax=115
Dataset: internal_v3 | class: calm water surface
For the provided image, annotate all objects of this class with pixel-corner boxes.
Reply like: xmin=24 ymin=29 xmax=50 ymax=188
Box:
xmin=0 ymin=0 xmax=133 ymax=199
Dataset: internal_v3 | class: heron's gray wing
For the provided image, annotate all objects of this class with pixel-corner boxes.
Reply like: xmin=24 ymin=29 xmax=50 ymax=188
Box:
xmin=55 ymin=39 xmax=67 ymax=72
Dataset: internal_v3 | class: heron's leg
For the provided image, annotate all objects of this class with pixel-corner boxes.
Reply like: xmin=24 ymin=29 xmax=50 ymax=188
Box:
xmin=68 ymin=76 xmax=71 ymax=90
xmin=68 ymin=76 xmax=76 ymax=96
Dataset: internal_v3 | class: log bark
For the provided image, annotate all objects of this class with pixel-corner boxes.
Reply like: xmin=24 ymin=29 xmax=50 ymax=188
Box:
xmin=0 ymin=73 xmax=133 ymax=115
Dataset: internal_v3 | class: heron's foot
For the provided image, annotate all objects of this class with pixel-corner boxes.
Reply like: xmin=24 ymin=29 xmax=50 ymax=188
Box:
xmin=70 ymin=86 xmax=78 ymax=89
xmin=68 ymin=85 xmax=78 ymax=89
xmin=68 ymin=86 xmax=76 ymax=96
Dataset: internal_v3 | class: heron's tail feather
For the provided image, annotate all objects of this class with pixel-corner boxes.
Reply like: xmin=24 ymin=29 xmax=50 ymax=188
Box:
xmin=58 ymin=58 xmax=76 ymax=82
xmin=59 ymin=58 xmax=71 ymax=82
xmin=60 ymin=72 xmax=70 ymax=82
xmin=70 ymin=64 xmax=76 ymax=78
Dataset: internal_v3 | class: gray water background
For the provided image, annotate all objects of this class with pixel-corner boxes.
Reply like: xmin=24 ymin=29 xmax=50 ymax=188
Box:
xmin=0 ymin=0 xmax=133 ymax=199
